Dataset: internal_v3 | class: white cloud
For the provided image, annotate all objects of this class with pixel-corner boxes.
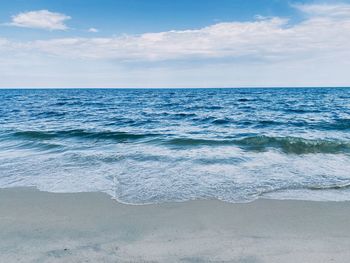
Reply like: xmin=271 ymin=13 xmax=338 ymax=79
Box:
xmin=25 ymin=8 xmax=350 ymax=63
xmin=10 ymin=10 xmax=71 ymax=30
xmin=5 ymin=4 xmax=350 ymax=62
xmin=23 ymin=18 xmax=292 ymax=61
xmin=294 ymin=3 xmax=350 ymax=18
xmin=5 ymin=4 xmax=350 ymax=61
xmin=88 ymin=27 xmax=99 ymax=33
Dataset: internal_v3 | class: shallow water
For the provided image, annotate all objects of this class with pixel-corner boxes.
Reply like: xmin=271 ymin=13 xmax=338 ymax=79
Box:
xmin=0 ymin=88 xmax=350 ymax=204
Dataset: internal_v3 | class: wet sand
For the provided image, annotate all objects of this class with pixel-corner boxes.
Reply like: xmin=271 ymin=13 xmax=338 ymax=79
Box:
xmin=1 ymin=187 xmax=350 ymax=263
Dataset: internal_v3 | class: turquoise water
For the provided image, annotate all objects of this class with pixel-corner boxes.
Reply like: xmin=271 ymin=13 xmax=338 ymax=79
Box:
xmin=1 ymin=88 xmax=350 ymax=204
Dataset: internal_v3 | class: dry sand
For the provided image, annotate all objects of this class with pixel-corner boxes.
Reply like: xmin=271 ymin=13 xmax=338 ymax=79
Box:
xmin=1 ymin=187 xmax=350 ymax=263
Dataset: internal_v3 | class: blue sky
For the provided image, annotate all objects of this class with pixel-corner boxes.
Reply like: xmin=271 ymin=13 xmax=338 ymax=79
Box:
xmin=1 ymin=0 xmax=350 ymax=87
xmin=0 ymin=0 xmax=303 ymax=37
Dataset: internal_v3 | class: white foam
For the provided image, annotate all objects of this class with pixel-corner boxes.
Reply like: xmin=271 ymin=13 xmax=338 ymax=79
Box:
xmin=1 ymin=143 xmax=350 ymax=204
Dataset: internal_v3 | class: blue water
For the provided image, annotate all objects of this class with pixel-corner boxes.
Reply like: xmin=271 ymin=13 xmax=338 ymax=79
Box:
xmin=1 ymin=88 xmax=350 ymax=204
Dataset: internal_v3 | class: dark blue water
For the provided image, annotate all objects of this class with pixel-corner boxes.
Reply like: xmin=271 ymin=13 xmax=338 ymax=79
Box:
xmin=1 ymin=88 xmax=350 ymax=204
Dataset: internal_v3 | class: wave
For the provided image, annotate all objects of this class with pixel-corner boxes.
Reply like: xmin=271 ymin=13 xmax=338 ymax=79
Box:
xmin=259 ymin=181 xmax=350 ymax=196
xmin=235 ymin=136 xmax=350 ymax=154
xmin=309 ymin=182 xmax=350 ymax=190
xmin=2 ymin=141 xmax=64 ymax=152
xmin=248 ymin=118 xmax=350 ymax=131
xmin=212 ymin=118 xmax=231 ymax=125
xmin=5 ymin=130 xmax=350 ymax=154
xmin=237 ymin=98 xmax=251 ymax=102
xmin=172 ymin=112 xmax=197 ymax=118
xmin=284 ymin=108 xmax=321 ymax=114
xmin=163 ymin=135 xmax=350 ymax=154
xmin=317 ymin=118 xmax=350 ymax=131
xmin=10 ymin=130 xmax=159 ymax=142
xmin=163 ymin=138 xmax=231 ymax=146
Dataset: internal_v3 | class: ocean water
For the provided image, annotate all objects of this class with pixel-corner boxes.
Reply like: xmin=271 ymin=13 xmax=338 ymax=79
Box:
xmin=0 ymin=88 xmax=350 ymax=204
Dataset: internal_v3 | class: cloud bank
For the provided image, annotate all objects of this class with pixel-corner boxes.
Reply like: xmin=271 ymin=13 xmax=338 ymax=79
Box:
xmin=6 ymin=4 xmax=349 ymax=62
xmin=1 ymin=4 xmax=350 ymax=87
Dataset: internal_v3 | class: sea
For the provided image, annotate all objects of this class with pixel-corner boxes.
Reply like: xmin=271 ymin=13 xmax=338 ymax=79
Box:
xmin=0 ymin=88 xmax=350 ymax=204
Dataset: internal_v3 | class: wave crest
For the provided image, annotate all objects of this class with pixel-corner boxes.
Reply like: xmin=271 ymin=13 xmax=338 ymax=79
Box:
xmin=164 ymin=135 xmax=350 ymax=154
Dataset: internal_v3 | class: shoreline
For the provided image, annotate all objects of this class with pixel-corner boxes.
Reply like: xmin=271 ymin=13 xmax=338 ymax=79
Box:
xmin=3 ymin=186 xmax=350 ymax=206
xmin=1 ymin=187 xmax=350 ymax=262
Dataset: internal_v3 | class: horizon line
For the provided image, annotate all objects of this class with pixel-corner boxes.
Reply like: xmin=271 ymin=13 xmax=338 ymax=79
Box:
xmin=1 ymin=86 xmax=350 ymax=90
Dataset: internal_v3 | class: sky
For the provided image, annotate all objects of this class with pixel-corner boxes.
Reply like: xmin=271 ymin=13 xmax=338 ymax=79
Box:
xmin=1 ymin=0 xmax=350 ymax=88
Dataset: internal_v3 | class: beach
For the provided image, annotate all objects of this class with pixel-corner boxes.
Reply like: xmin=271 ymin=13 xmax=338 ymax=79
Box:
xmin=2 ymin=0 xmax=350 ymax=261
xmin=1 ymin=187 xmax=350 ymax=263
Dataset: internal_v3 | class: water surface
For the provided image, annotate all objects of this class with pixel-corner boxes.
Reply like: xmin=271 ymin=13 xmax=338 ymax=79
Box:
xmin=1 ymin=88 xmax=350 ymax=204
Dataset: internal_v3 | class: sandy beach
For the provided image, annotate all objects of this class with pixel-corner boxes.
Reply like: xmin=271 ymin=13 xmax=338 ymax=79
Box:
xmin=1 ymin=187 xmax=350 ymax=263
